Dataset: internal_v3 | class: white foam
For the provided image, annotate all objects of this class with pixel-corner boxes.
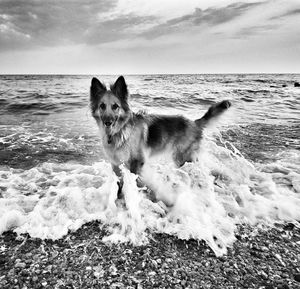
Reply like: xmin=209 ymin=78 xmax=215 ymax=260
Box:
xmin=0 ymin=139 xmax=299 ymax=256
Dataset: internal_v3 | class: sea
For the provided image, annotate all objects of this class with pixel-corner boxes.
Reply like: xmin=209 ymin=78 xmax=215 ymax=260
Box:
xmin=0 ymin=74 xmax=299 ymax=256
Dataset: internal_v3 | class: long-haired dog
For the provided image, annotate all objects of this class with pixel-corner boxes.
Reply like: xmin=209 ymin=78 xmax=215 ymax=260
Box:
xmin=90 ymin=76 xmax=231 ymax=194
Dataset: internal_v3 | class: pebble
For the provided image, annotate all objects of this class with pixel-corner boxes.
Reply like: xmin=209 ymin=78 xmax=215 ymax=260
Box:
xmin=259 ymin=271 xmax=268 ymax=279
xmin=141 ymin=261 xmax=146 ymax=268
xmin=228 ymin=275 xmax=238 ymax=283
xmin=111 ymin=282 xmax=125 ymax=288
xmin=25 ymin=253 xmax=33 ymax=258
xmin=15 ymin=262 xmax=26 ymax=269
xmin=109 ymin=264 xmax=118 ymax=276
xmin=151 ymin=260 xmax=158 ymax=268
xmin=281 ymin=273 xmax=289 ymax=278
xmin=32 ymin=276 xmax=38 ymax=282
xmin=124 ymin=249 xmax=132 ymax=254
xmin=294 ymin=273 xmax=300 ymax=282
xmin=8 ymin=269 xmax=15 ymax=276
xmin=277 ymin=285 xmax=289 ymax=289
xmin=93 ymin=265 xmax=104 ymax=278
xmin=283 ymin=223 xmax=295 ymax=231
xmin=276 ymin=279 xmax=286 ymax=284
xmin=218 ymin=256 xmax=226 ymax=262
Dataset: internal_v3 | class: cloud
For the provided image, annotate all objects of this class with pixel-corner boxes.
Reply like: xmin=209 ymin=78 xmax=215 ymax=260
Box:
xmin=234 ymin=24 xmax=279 ymax=39
xmin=0 ymin=1 xmax=269 ymax=51
xmin=84 ymin=14 xmax=156 ymax=45
xmin=0 ymin=0 xmax=160 ymax=51
xmin=0 ymin=0 xmax=119 ymax=50
xmin=140 ymin=2 xmax=264 ymax=39
xmin=270 ymin=8 xmax=300 ymax=20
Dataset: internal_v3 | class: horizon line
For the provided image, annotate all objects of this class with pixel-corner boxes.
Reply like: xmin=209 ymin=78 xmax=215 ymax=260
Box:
xmin=0 ymin=72 xmax=300 ymax=76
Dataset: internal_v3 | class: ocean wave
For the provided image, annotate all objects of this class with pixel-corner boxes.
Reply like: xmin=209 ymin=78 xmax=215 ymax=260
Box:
xmin=26 ymin=92 xmax=50 ymax=99
xmin=0 ymin=138 xmax=299 ymax=256
xmin=240 ymin=97 xmax=255 ymax=102
xmin=7 ymin=102 xmax=58 ymax=112
xmin=0 ymin=126 xmax=104 ymax=170
xmin=233 ymin=89 xmax=271 ymax=94
xmin=0 ymin=98 xmax=8 ymax=105
xmin=131 ymin=93 xmax=216 ymax=108
xmin=253 ymin=79 xmax=269 ymax=83
xmin=222 ymin=124 xmax=300 ymax=163
xmin=4 ymin=99 xmax=85 ymax=114
xmin=131 ymin=93 xmax=148 ymax=99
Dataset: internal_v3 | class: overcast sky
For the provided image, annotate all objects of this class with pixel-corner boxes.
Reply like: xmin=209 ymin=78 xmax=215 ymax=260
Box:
xmin=0 ymin=0 xmax=299 ymax=74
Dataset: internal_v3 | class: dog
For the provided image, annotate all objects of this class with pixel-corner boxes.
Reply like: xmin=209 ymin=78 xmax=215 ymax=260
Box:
xmin=90 ymin=76 xmax=231 ymax=193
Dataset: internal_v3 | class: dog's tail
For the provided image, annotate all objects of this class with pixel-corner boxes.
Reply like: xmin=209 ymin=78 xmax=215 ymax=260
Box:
xmin=195 ymin=100 xmax=231 ymax=127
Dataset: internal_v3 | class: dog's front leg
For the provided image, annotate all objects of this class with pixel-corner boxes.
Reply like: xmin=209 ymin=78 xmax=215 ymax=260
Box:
xmin=112 ymin=165 xmax=123 ymax=198
xmin=129 ymin=155 xmax=146 ymax=188
xmin=129 ymin=156 xmax=144 ymax=175
xmin=112 ymin=156 xmax=144 ymax=199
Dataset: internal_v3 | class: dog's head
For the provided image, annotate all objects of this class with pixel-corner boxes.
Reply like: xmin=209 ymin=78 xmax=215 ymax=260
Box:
xmin=90 ymin=76 xmax=131 ymax=137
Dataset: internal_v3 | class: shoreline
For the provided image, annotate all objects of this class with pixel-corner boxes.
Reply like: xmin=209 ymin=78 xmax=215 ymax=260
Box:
xmin=1 ymin=222 xmax=299 ymax=288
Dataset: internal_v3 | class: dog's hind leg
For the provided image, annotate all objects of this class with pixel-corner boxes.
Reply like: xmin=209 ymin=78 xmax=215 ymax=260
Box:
xmin=174 ymin=151 xmax=192 ymax=167
xmin=173 ymin=141 xmax=199 ymax=167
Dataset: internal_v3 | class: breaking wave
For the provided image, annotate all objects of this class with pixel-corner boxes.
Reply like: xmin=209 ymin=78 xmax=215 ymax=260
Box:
xmin=1 ymin=138 xmax=299 ymax=256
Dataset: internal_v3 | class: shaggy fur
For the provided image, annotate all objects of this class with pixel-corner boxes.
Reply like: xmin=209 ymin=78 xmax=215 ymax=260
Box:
xmin=90 ymin=76 xmax=231 ymax=183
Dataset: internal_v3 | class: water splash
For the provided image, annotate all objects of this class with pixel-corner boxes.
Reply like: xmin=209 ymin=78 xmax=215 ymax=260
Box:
xmin=0 ymin=139 xmax=299 ymax=256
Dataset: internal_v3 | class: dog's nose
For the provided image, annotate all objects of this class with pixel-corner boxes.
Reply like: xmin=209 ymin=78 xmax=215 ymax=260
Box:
xmin=104 ymin=121 xmax=113 ymax=127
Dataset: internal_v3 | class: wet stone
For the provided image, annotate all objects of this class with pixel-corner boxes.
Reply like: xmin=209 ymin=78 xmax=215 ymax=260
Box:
xmin=294 ymin=273 xmax=300 ymax=282
xmin=15 ymin=262 xmax=26 ymax=269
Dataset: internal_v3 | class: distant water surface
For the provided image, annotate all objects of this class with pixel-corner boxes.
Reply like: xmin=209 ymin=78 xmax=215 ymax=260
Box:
xmin=0 ymin=74 xmax=299 ymax=168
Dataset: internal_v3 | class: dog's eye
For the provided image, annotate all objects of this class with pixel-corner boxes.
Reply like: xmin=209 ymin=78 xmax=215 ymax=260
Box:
xmin=99 ymin=103 xmax=106 ymax=110
xmin=112 ymin=103 xmax=119 ymax=110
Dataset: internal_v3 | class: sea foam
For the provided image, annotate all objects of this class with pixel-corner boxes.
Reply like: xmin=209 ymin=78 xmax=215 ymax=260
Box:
xmin=0 ymin=138 xmax=299 ymax=256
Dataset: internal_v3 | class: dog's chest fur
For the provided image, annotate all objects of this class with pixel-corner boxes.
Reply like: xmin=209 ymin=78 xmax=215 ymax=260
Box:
xmin=100 ymin=119 xmax=146 ymax=166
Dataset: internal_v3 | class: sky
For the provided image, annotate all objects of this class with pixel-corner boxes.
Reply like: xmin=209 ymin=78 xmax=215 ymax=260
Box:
xmin=0 ymin=0 xmax=299 ymax=74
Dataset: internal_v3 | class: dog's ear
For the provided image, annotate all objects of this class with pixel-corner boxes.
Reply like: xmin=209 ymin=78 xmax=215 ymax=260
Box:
xmin=90 ymin=77 xmax=106 ymax=100
xmin=111 ymin=76 xmax=128 ymax=100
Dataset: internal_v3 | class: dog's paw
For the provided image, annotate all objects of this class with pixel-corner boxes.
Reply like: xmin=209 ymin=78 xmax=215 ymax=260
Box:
xmin=115 ymin=197 xmax=126 ymax=209
xmin=219 ymin=100 xmax=231 ymax=109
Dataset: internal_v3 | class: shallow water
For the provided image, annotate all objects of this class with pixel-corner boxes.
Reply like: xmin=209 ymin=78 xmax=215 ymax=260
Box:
xmin=0 ymin=74 xmax=299 ymax=255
